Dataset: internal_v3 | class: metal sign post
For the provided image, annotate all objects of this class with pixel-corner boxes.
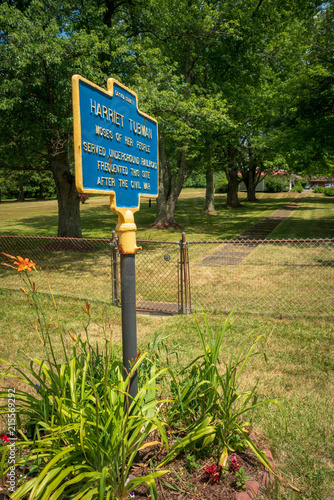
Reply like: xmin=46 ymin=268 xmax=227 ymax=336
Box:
xmin=72 ymin=75 xmax=159 ymax=400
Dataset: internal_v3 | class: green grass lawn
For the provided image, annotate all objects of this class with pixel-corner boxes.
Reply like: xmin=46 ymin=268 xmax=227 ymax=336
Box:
xmin=1 ymin=189 xmax=333 ymax=240
xmin=0 ymin=288 xmax=333 ymax=499
xmin=270 ymin=192 xmax=334 ymax=239
xmin=0 ymin=189 xmax=333 ymax=499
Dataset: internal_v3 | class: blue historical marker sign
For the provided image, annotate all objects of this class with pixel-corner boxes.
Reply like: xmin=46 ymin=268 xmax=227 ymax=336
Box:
xmin=72 ymin=75 xmax=158 ymax=209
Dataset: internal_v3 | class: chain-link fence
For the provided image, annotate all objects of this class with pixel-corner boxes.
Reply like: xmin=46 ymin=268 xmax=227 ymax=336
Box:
xmin=134 ymin=240 xmax=180 ymax=313
xmin=0 ymin=235 xmax=113 ymax=302
xmin=187 ymin=238 xmax=334 ymax=318
xmin=1 ymin=235 xmax=333 ymax=318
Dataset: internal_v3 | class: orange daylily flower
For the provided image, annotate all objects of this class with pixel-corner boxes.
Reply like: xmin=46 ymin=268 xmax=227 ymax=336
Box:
xmin=13 ymin=256 xmax=36 ymax=272
xmin=1 ymin=252 xmax=36 ymax=272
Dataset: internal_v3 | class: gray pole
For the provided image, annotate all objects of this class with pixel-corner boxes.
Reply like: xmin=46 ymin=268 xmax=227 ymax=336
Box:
xmin=120 ymin=253 xmax=138 ymax=401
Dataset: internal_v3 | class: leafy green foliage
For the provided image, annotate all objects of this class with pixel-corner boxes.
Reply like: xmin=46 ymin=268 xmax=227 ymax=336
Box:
xmin=265 ymin=176 xmax=285 ymax=193
xmin=215 ymin=181 xmax=229 ymax=194
xmin=139 ymin=330 xmax=182 ymax=382
xmin=1 ymin=0 xmax=329 ymax=226
xmin=291 ymin=179 xmax=307 ymax=192
xmin=0 ymin=264 xmax=170 ymax=499
xmin=0 ymin=170 xmax=56 ymax=201
xmin=184 ymin=173 xmax=207 ymax=188
xmin=1 ymin=349 xmax=170 ymax=500
xmin=313 ymin=186 xmax=325 ymax=193
xmin=0 ymin=248 xmax=285 ymax=498
xmin=291 ymin=184 xmax=304 ymax=193
xmin=264 ymin=4 xmax=334 ymax=178
xmin=325 ymin=186 xmax=334 ymax=196
xmin=235 ymin=466 xmax=249 ymax=490
xmin=162 ymin=314 xmax=284 ymax=472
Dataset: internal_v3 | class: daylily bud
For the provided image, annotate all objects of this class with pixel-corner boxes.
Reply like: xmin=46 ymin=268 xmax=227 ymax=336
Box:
xmin=68 ymin=330 xmax=77 ymax=342
xmin=1 ymin=252 xmax=17 ymax=260
xmin=82 ymin=301 xmax=91 ymax=315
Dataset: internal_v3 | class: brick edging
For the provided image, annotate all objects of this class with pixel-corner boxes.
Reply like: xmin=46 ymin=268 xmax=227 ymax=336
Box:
xmin=236 ymin=450 xmax=275 ymax=500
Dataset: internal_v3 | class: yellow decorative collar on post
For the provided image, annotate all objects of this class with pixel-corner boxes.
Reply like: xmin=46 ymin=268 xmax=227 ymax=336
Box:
xmin=110 ymin=196 xmax=142 ymax=254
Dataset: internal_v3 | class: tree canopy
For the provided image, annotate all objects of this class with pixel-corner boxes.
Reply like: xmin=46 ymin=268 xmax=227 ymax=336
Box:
xmin=0 ymin=0 xmax=331 ymax=234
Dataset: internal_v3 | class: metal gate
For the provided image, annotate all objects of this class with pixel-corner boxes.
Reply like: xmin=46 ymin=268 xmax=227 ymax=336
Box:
xmin=111 ymin=232 xmax=191 ymax=314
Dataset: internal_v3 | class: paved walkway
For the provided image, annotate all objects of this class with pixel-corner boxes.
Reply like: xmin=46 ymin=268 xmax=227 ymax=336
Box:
xmin=199 ymin=192 xmax=307 ymax=268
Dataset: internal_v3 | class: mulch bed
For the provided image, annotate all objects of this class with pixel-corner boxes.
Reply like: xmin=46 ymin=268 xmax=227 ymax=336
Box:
xmin=131 ymin=441 xmax=270 ymax=499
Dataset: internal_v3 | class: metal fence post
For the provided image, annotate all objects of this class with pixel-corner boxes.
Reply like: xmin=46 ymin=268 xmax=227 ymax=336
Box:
xmin=111 ymin=230 xmax=120 ymax=306
xmin=178 ymin=232 xmax=190 ymax=314
xmin=178 ymin=238 xmax=183 ymax=314
xmin=120 ymin=253 xmax=138 ymax=400
xmin=182 ymin=232 xmax=190 ymax=314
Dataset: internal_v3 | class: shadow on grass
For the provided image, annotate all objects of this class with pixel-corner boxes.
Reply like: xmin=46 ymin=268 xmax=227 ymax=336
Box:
xmin=1 ymin=192 xmax=333 ymax=240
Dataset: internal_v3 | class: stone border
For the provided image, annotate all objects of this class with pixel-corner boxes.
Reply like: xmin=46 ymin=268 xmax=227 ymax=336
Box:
xmin=236 ymin=450 xmax=275 ymax=500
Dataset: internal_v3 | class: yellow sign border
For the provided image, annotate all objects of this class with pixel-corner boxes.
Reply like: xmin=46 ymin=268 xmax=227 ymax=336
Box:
xmin=72 ymin=74 xmax=159 ymax=211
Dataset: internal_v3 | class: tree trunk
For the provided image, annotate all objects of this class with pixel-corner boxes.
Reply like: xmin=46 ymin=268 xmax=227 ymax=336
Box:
xmin=39 ymin=184 xmax=44 ymax=199
xmin=243 ymin=168 xmax=258 ymax=202
xmin=18 ymin=184 xmax=25 ymax=202
xmin=242 ymin=146 xmax=258 ymax=202
xmin=51 ymin=155 xmax=82 ymax=238
xmin=225 ymin=147 xmax=241 ymax=208
xmin=246 ymin=181 xmax=257 ymax=202
xmin=226 ymin=170 xmax=241 ymax=207
xmin=204 ymin=168 xmax=216 ymax=212
xmin=204 ymin=143 xmax=216 ymax=213
xmin=155 ymin=189 xmax=179 ymax=227
xmin=152 ymin=136 xmax=186 ymax=228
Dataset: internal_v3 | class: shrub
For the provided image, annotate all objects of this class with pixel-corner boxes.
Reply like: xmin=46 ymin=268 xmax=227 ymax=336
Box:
xmin=293 ymin=179 xmax=307 ymax=192
xmin=291 ymin=185 xmax=303 ymax=193
xmin=265 ymin=176 xmax=285 ymax=193
xmin=184 ymin=171 xmax=228 ymax=189
xmin=313 ymin=186 xmax=325 ymax=193
xmin=215 ymin=181 xmax=228 ymax=193
xmin=183 ymin=173 xmax=206 ymax=188
xmin=325 ymin=187 xmax=334 ymax=196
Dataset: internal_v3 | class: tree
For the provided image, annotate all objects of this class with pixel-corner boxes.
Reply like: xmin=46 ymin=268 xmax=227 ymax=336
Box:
xmin=285 ymin=3 xmax=334 ymax=176
xmin=1 ymin=0 xmax=327 ymax=235
xmin=247 ymin=1 xmax=330 ymax=180
xmin=204 ymin=0 xmax=325 ymax=208
xmin=0 ymin=0 xmax=123 ymax=236
xmin=123 ymin=0 xmax=233 ymax=226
